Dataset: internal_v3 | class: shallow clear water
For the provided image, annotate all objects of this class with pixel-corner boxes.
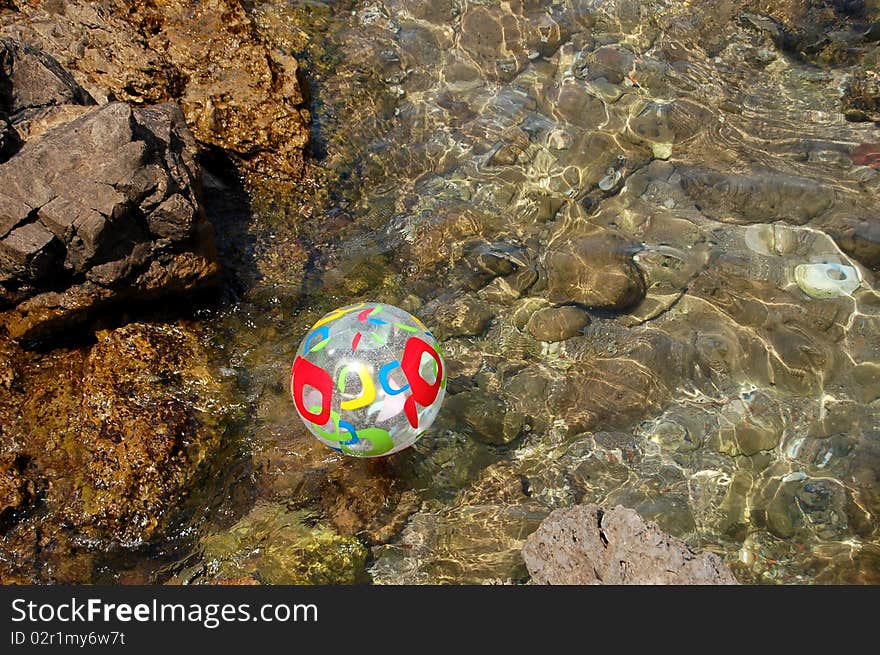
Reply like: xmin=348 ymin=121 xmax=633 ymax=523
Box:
xmin=183 ymin=0 xmax=880 ymax=584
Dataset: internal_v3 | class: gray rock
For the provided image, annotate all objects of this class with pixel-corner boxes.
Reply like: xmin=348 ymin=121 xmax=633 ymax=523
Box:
xmin=0 ymin=221 xmax=60 ymax=281
xmin=0 ymin=37 xmax=95 ymax=118
xmin=0 ymin=101 xmax=194 ymax=276
xmin=526 ymin=305 xmax=590 ymax=342
xmin=522 ymin=504 xmax=739 ymax=585
xmin=543 ymin=234 xmax=646 ymax=310
xmin=0 ymin=42 xmax=219 ymax=339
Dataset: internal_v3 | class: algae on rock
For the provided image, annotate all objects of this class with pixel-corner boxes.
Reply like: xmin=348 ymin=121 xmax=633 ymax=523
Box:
xmin=196 ymin=503 xmax=369 ymax=585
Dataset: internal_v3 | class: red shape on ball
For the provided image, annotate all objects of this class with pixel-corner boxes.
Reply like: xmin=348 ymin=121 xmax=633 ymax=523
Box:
xmin=400 ymin=336 xmax=444 ymax=428
xmin=291 ymin=356 xmax=333 ymax=426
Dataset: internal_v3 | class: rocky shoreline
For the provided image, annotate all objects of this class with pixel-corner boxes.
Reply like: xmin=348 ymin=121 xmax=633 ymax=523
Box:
xmin=0 ymin=0 xmax=311 ymax=583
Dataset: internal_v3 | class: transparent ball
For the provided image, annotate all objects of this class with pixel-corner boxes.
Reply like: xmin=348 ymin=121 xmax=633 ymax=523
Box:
xmin=290 ymin=302 xmax=447 ymax=457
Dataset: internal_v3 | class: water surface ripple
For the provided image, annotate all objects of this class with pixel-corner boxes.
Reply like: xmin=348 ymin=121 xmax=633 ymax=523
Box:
xmin=199 ymin=0 xmax=880 ymax=584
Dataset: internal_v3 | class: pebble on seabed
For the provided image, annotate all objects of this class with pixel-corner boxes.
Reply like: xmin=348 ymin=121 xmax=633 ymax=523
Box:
xmin=794 ymin=262 xmax=860 ymax=299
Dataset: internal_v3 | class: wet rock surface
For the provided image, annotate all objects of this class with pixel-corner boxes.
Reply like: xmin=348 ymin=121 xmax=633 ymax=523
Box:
xmin=0 ymin=0 xmax=310 ymax=178
xmin=522 ymin=504 xmax=738 ymax=584
xmin=178 ymin=503 xmax=369 ymax=585
xmin=526 ymin=306 xmax=590 ymax=342
xmin=843 ymin=70 xmax=880 ymax=121
xmin=543 ymin=235 xmax=646 ymax=310
xmin=0 ymin=322 xmax=229 ymax=581
xmin=0 ymin=453 xmax=32 ymax=524
xmin=270 ymin=0 xmax=880 ymax=586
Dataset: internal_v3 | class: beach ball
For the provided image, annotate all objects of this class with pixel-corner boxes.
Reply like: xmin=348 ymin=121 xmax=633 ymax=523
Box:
xmin=290 ymin=302 xmax=446 ymax=457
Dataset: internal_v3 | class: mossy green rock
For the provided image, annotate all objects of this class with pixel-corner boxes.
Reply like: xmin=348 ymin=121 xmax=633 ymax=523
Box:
xmin=201 ymin=503 xmax=368 ymax=585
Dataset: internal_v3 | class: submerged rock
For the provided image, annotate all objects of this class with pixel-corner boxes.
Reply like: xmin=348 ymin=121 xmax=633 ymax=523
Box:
xmin=543 ymin=234 xmax=646 ymax=310
xmin=193 ymin=503 xmax=368 ymax=585
xmin=445 ymin=389 xmax=524 ymax=445
xmin=431 ymin=295 xmax=494 ymax=338
xmin=371 ymin=502 xmax=547 ymax=584
xmin=794 ymin=262 xmax=861 ymax=299
xmin=522 ymin=504 xmax=739 ymax=584
xmin=842 ymin=70 xmax=880 ymax=122
xmin=680 ymin=168 xmax=835 ymax=224
xmin=526 ymin=305 xmax=590 ymax=342
xmin=851 ymin=142 xmax=880 ymax=169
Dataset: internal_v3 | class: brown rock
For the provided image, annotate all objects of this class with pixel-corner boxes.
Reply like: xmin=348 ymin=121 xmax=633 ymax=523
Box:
xmin=1 ymin=0 xmax=309 ymax=177
xmin=187 ymin=502 xmax=369 ymax=585
xmin=0 ymin=453 xmax=33 ymax=523
xmin=842 ymin=70 xmax=880 ymax=122
xmin=445 ymin=389 xmax=524 ymax=445
xmin=543 ymin=234 xmax=646 ymax=310
xmin=851 ymin=142 xmax=880 ymax=169
xmin=680 ymin=167 xmax=834 ymax=224
xmin=526 ymin=305 xmax=590 ymax=342
xmin=65 ymin=323 xmax=223 ymax=544
xmin=253 ymin=434 xmax=418 ymax=545
xmin=0 ymin=322 xmax=226 ymax=550
xmin=522 ymin=504 xmax=739 ymax=584
xmin=0 ymin=2 xmax=181 ymax=106
xmin=432 ymin=295 xmax=494 ymax=338
xmin=457 ymin=462 xmax=532 ymax=506
xmin=205 ymin=576 xmax=262 ymax=586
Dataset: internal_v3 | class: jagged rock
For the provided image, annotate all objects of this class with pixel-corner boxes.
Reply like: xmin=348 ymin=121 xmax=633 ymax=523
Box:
xmin=543 ymin=234 xmax=646 ymax=310
xmin=0 ymin=2 xmax=178 ymax=106
xmin=0 ymin=73 xmax=219 ymax=338
xmin=522 ymin=504 xmax=739 ymax=584
xmin=0 ymin=37 xmax=94 ymax=116
xmin=0 ymin=221 xmax=59 ymax=281
xmin=1 ymin=0 xmax=309 ymax=177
